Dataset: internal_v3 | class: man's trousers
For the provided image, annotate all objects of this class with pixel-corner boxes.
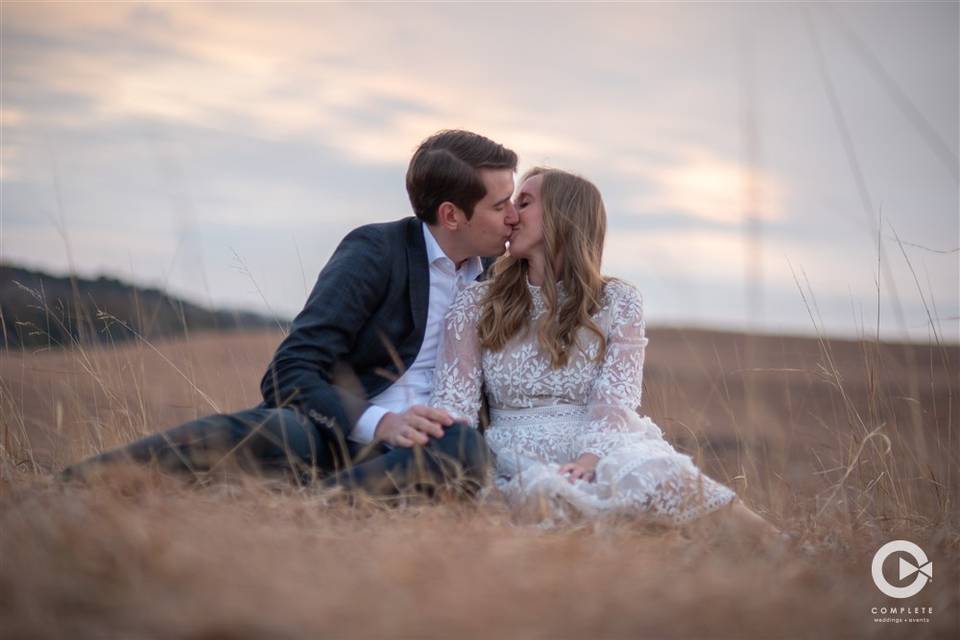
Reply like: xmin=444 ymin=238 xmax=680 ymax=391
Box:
xmin=63 ymin=406 xmax=490 ymax=496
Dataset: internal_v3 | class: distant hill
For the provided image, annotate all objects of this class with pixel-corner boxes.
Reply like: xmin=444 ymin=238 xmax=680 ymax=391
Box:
xmin=0 ymin=263 xmax=287 ymax=350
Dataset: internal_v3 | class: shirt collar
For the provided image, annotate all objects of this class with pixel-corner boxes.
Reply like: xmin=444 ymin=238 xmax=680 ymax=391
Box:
xmin=422 ymin=223 xmax=483 ymax=281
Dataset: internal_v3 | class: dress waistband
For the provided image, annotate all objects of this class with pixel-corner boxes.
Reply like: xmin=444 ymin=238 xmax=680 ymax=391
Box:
xmin=489 ymin=404 xmax=589 ymax=428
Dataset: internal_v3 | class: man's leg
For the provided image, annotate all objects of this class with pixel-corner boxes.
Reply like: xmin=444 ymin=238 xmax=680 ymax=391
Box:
xmin=62 ymin=407 xmax=348 ymax=481
xmin=324 ymin=423 xmax=490 ymax=496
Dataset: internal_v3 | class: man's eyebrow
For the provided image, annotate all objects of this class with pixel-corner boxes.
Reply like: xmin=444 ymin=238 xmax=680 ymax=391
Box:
xmin=493 ymin=193 xmax=513 ymax=207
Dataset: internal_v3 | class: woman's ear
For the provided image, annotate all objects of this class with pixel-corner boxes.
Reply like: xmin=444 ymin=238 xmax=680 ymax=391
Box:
xmin=437 ymin=202 xmax=462 ymax=231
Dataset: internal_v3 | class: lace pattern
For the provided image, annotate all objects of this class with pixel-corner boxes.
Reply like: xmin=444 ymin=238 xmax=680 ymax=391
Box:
xmin=430 ymin=278 xmax=736 ymax=526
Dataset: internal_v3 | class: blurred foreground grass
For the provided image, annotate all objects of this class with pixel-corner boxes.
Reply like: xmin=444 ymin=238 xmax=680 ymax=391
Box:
xmin=1 ymin=328 xmax=957 ymax=638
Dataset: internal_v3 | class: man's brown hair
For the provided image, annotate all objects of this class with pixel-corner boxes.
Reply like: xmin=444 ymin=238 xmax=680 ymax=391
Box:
xmin=406 ymin=130 xmax=517 ymax=224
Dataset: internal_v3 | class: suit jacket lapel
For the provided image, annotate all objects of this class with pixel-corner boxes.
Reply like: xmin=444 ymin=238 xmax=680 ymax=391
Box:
xmin=407 ymin=218 xmax=430 ymax=353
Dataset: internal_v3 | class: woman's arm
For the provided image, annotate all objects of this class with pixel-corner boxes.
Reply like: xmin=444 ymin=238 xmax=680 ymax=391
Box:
xmin=428 ymin=283 xmax=487 ymax=427
xmin=573 ymin=280 xmax=650 ymax=462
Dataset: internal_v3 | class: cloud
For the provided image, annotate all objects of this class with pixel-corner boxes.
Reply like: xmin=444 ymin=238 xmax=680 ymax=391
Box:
xmin=616 ymin=147 xmax=788 ymax=225
xmin=605 ymin=224 xmax=958 ymax=315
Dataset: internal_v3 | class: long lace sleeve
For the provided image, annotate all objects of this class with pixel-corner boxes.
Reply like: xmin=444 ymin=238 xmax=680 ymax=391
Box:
xmin=429 ymin=282 xmax=487 ymax=428
xmin=574 ymin=280 xmax=655 ymax=459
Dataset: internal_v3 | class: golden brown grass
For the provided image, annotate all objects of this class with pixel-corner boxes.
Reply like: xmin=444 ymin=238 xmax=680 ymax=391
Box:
xmin=1 ymin=327 xmax=958 ymax=639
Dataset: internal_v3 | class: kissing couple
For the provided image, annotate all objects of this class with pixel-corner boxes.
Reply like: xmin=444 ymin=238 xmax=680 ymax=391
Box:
xmin=67 ymin=130 xmax=782 ymax=540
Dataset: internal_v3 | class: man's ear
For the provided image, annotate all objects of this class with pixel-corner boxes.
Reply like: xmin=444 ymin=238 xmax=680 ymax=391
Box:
xmin=436 ymin=202 xmax=462 ymax=231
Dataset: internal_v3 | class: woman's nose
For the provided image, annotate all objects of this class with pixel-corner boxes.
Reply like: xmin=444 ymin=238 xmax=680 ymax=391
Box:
xmin=505 ymin=201 xmax=519 ymax=224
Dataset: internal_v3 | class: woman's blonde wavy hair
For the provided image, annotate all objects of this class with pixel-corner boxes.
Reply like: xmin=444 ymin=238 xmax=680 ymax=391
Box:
xmin=478 ymin=167 xmax=609 ymax=368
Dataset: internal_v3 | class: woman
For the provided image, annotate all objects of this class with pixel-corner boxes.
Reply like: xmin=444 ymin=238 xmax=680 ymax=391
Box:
xmin=430 ymin=167 xmax=782 ymax=543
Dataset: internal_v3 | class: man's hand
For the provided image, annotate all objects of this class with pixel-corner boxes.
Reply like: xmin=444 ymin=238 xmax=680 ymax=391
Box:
xmin=559 ymin=453 xmax=600 ymax=483
xmin=374 ymin=405 xmax=457 ymax=448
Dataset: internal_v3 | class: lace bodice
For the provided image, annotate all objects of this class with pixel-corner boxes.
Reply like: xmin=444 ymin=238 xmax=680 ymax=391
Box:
xmin=430 ymin=278 xmax=653 ymax=460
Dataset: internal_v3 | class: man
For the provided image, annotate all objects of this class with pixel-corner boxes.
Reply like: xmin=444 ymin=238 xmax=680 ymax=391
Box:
xmin=65 ymin=130 xmax=519 ymax=495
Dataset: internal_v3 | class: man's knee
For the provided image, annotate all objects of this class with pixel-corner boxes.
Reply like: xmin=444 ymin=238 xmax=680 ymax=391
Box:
xmin=245 ymin=408 xmax=330 ymax=463
xmin=257 ymin=407 xmax=308 ymax=436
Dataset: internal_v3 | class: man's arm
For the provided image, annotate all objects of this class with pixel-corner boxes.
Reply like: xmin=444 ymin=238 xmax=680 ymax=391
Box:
xmin=260 ymin=225 xmax=391 ymax=441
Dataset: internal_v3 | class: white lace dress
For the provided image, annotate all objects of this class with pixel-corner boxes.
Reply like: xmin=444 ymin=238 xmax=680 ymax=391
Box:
xmin=429 ymin=278 xmax=736 ymax=526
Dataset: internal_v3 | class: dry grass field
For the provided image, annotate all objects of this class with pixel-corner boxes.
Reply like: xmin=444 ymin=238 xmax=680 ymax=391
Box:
xmin=1 ymin=326 xmax=957 ymax=639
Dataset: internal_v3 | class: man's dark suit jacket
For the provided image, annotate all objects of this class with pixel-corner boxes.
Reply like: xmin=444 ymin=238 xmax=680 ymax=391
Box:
xmin=259 ymin=216 xmax=490 ymax=443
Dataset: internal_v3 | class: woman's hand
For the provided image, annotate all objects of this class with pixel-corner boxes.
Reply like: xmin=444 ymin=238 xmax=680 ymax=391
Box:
xmin=559 ymin=453 xmax=600 ymax=483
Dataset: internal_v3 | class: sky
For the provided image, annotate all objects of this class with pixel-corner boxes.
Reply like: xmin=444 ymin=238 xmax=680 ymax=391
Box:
xmin=2 ymin=1 xmax=958 ymax=343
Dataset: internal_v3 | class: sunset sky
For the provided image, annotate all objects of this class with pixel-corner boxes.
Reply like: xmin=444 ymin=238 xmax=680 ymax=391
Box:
xmin=2 ymin=1 xmax=957 ymax=342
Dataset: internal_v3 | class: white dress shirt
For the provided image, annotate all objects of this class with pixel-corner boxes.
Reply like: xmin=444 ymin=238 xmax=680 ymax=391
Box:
xmin=349 ymin=223 xmax=484 ymax=444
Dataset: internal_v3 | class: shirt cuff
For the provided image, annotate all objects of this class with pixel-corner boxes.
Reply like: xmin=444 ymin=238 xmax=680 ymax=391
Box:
xmin=352 ymin=405 xmax=389 ymax=444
